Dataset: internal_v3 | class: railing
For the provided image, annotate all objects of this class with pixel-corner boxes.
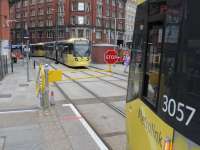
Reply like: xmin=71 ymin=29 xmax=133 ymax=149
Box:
xmin=0 ymin=55 xmax=8 ymax=81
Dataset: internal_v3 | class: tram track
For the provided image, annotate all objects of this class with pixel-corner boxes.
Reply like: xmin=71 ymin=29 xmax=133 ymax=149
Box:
xmin=50 ymin=64 xmax=126 ymax=118
xmin=34 ymin=58 xmax=126 ymax=117
xmin=89 ymin=65 xmax=128 ymax=78
xmin=88 ymin=67 xmax=127 ymax=82
xmin=79 ymin=70 xmax=127 ymax=90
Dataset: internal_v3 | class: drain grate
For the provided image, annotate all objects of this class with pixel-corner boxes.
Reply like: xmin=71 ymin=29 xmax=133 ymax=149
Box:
xmin=0 ymin=136 xmax=6 ymax=150
xmin=19 ymin=84 xmax=29 ymax=87
xmin=0 ymin=94 xmax=12 ymax=98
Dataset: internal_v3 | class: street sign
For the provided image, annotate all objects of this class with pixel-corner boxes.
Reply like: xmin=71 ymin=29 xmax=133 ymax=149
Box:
xmin=104 ymin=49 xmax=118 ymax=64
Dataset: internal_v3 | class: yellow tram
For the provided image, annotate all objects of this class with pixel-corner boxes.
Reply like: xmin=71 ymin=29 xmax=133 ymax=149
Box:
xmin=30 ymin=43 xmax=46 ymax=57
xmin=126 ymin=0 xmax=200 ymax=150
xmin=45 ymin=38 xmax=91 ymax=67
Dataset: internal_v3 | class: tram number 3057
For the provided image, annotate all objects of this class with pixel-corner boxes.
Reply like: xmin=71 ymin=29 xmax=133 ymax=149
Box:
xmin=162 ymin=95 xmax=196 ymax=126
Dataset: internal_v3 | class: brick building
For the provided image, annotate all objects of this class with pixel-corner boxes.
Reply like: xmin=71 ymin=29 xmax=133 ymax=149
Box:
xmin=10 ymin=0 xmax=126 ymax=45
xmin=124 ymin=0 xmax=137 ymax=48
xmin=0 ymin=0 xmax=10 ymax=56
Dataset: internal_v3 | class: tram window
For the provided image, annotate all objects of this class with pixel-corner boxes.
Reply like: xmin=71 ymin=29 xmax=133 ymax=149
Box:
xmin=183 ymin=50 xmax=200 ymax=96
xmin=67 ymin=44 xmax=73 ymax=54
xmin=143 ymin=25 xmax=162 ymax=106
xmin=127 ymin=50 xmax=144 ymax=101
xmin=63 ymin=46 xmax=68 ymax=53
xmin=165 ymin=25 xmax=179 ymax=44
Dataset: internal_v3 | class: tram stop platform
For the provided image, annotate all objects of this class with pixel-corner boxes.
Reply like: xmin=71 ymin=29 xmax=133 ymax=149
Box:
xmin=0 ymin=59 xmax=106 ymax=150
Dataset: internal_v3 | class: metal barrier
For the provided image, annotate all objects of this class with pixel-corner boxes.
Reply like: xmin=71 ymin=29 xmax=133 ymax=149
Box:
xmin=0 ymin=55 xmax=8 ymax=81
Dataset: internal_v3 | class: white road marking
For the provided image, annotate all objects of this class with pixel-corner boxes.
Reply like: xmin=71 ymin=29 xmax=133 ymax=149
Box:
xmin=62 ymin=103 xmax=109 ymax=150
xmin=0 ymin=109 xmax=38 ymax=114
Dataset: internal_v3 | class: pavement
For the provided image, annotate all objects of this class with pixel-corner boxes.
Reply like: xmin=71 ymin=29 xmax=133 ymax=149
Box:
xmin=0 ymin=59 xmax=106 ymax=150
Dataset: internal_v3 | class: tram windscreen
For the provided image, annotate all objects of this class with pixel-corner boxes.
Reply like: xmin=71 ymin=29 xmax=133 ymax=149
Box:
xmin=33 ymin=45 xmax=44 ymax=51
xmin=74 ymin=43 xmax=90 ymax=57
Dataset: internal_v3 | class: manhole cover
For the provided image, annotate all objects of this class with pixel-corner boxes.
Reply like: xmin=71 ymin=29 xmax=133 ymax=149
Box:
xmin=0 ymin=94 xmax=12 ymax=98
xmin=19 ymin=84 xmax=29 ymax=87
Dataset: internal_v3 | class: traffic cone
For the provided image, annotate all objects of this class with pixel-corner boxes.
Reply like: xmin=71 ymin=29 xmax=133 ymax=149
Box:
xmin=50 ymin=91 xmax=55 ymax=106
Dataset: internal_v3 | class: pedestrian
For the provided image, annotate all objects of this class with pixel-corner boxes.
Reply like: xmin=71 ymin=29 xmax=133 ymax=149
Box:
xmin=124 ymin=54 xmax=130 ymax=73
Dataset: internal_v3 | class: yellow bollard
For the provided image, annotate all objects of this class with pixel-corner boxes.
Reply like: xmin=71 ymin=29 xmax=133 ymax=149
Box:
xmin=108 ymin=64 xmax=112 ymax=72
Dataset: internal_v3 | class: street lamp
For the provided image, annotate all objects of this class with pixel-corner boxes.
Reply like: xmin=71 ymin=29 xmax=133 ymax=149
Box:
xmin=7 ymin=19 xmax=20 ymax=73
xmin=24 ymin=24 xmax=30 ymax=82
xmin=51 ymin=7 xmax=59 ymax=64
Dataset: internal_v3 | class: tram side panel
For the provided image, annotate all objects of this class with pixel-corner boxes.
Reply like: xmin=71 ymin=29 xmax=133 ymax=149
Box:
xmin=126 ymin=0 xmax=200 ymax=150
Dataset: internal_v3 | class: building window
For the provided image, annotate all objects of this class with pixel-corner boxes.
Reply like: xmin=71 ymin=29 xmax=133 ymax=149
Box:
xmin=58 ymin=30 xmax=64 ymax=38
xmin=112 ymin=12 xmax=116 ymax=18
xmin=25 ymin=11 xmax=28 ymax=17
xmin=78 ymin=16 xmax=84 ymax=25
xmin=71 ymin=29 xmax=76 ymax=38
xmin=119 ymin=0 xmax=123 ymax=8
xmin=105 ymin=20 xmax=110 ymax=28
xmin=96 ymin=18 xmax=102 ymax=27
xmin=47 ymin=7 xmax=52 ymax=14
xmin=97 ymin=0 xmax=102 ymax=4
xmin=21 ymin=12 xmax=25 ymax=18
xmin=111 ymin=31 xmax=114 ymax=40
xmin=111 ymin=20 xmax=115 ymax=28
xmin=106 ymin=0 xmax=110 ymax=5
xmin=85 ymin=16 xmax=90 ymax=25
xmin=118 ymin=23 xmax=123 ymax=29
xmin=58 ymin=3 xmax=64 ymax=13
xmin=72 ymin=2 xmax=90 ymax=12
xmin=112 ymin=0 xmax=115 ymax=6
xmin=86 ymin=30 xmax=90 ymax=39
xmin=31 ymin=0 xmax=36 ymax=4
xmin=72 ymin=2 xmax=77 ymax=11
xmin=39 ymin=20 xmax=44 ymax=27
xmin=106 ymin=8 xmax=110 ymax=17
xmin=38 ymin=9 xmax=44 ymax=15
xmin=47 ymin=30 xmax=53 ymax=38
xmin=24 ymin=0 xmax=28 ymax=6
xmin=71 ymin=16 xmax=76 ymax=25
xmin=78 ymin=29 xmax=84 ymax=37
xmin=118 ymin=11 xmax=123 ymax=18
xmin=38 ymin=0 xmax=44 ymax=3
xmin=97 ymin=5 xmax=102 ymax=17
xmin=58 ymin=18 xmax=64 ymax=25
xmin=17 ymin=2 xmax=21 ymax=8
xmin=31 ymin=10 xmax=36 ymax=16
xmin=96 ymin=31 xmax=102 ymax=40
xmin=16 ymin=13 xmax=21 ymax=19
xmin=16 ymin=23 xmax=21 ymax=28
xmin=78 ymin=2 xmax=85 ymax=11
xmin=16 ymin=33 xmax=21 ymax=38
xmin=46 ymin=20 xmax=53 ymax=26
xmin=85 ymin=3 xmax=90 ymax=12
xmin=31 ymin=21 xmax=36 ymax=27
